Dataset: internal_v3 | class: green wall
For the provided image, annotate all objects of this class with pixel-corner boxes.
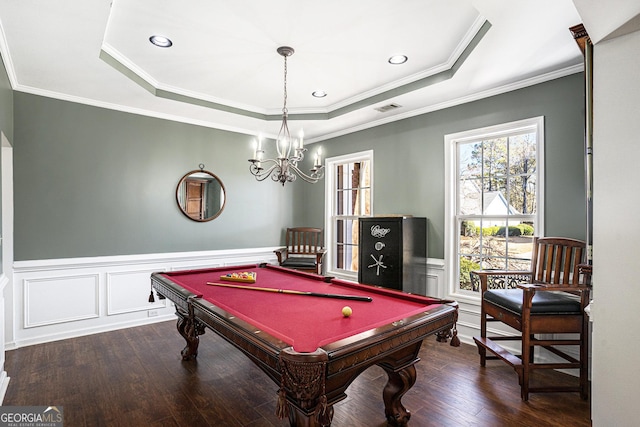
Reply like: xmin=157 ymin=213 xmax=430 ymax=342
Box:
xmin=13 ymin=94 xmax=295 ymax=260
xmin=0 ymin=53 xmax=12 ymax=142
xmin=295 ymin=74 xmax=587 ymax=258
xmin=0 ymin=53 xmax=12 ymax=274
xmin=12 ymin=74 xmax=585 ymax=262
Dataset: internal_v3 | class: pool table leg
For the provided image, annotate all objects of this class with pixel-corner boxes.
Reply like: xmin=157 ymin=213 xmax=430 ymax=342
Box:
xmin=380 ymin=343 xmax=421 ymax=427
xmin=175 ymin=303 xmax=205 ymax=361
xmin=286 ymin=405 xmax=334 ymax=427
xmin=277 ymin=348 xmax=334 ymax=427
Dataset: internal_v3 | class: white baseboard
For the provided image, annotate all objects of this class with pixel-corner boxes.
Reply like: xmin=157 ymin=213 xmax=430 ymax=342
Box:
xmin=4 ymin=314 xmax=177 ymax=350
xmin=0 ymin=371 xmax=9 ymax=404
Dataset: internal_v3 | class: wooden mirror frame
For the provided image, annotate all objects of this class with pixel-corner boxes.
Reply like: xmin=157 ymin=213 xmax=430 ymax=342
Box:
xmin=176 ymin=166 xmax=226 ymax=222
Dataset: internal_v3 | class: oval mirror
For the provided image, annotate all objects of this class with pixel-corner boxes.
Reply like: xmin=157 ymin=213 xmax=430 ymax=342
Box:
xmin=176 ymin=166 xmax=226 ymax=222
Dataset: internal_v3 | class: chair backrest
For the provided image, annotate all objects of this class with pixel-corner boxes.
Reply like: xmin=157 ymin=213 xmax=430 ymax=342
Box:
xmin=531 ymin=237 xmax=588 ymax=286
xmin=285 ymin=227 xmax=324 ymax=255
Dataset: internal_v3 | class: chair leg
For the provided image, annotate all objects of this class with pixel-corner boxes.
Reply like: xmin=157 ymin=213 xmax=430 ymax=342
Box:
xmin=521 ymin=335 xmax=530 ymax=401
xmin=519 ymin=290 xmax=535 ymax=401
xmin=529 ymin=334 xmax=535 ymax=363
xmin=519 ymin=326 xmax=533 ymax=401
xmin=478 ymin=305 xmax=487 ymax=367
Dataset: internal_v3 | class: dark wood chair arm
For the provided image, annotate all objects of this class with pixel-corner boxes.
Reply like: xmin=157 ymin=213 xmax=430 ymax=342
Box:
xmin=577 ymin=263 xmax=593 ymax=285
xmin=577 ymin=263 xmax=592 ymax=274
xmin=274 ymin=247 xmax=288 ymax=263
xmin=314 ymin=249 xmax=327 ymax=262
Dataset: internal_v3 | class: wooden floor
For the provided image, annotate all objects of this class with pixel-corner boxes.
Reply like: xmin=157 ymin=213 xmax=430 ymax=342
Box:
xmin=3 ymin=320 xmax=591 ymax=426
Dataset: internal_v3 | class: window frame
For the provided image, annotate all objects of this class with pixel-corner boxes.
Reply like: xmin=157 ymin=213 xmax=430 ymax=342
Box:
xmin=324 ymin=150 xmax=374 ymax=280
xmin=444 ymin=117 xmax=545 ymax=303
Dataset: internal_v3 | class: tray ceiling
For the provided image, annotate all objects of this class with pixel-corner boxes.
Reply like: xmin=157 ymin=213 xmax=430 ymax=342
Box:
xmin=0 ymin=0 xmax=584 ymax=143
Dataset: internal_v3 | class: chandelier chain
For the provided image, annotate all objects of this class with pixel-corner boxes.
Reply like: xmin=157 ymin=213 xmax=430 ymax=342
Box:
xmin=248 ymin=46 xmax=324 ymax=186
xmin=282 ymin=55 xmax=288 ymax=115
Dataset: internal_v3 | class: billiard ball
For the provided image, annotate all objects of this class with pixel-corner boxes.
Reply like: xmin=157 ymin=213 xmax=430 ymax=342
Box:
xmin=342 ymin=306 xmax=352 ymax=317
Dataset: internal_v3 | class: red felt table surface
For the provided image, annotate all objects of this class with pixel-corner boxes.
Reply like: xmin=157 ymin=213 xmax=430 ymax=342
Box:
xmin=161 ymin=264 xmax=443 ymax=353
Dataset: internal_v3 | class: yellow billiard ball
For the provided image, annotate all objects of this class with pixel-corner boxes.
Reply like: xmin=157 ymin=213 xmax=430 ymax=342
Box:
xmin=342 ymin=306 xmax=352 ymax=317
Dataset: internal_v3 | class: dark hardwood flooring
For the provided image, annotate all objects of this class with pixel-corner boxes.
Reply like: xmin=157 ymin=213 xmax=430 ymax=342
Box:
xmin=3 ymin=320 xmax=591 ymax=426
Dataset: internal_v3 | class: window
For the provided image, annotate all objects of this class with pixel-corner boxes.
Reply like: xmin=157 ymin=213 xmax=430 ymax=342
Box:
xmin=445 ymin=117 xmax=544 ymax=298
xmin=324 ymin=151 xmax=373 ymax=278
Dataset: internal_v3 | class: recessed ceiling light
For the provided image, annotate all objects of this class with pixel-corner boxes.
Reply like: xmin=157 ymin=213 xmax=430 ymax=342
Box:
xmin=388 ymin=55 xmax=408 ymax=65
xmin=312 ymin=90 xmax=327 ymax=98
xmin=149 ymin=35 xmax=173 ymax=48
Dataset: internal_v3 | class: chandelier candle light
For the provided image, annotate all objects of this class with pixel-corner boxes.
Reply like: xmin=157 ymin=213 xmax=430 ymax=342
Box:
xmin=249 ymin=46 xmax=325 ymax=185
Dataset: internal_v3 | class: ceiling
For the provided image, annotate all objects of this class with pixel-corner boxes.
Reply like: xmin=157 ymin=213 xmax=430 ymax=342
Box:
xmin=0 ymin=0 xmax=585 ymax=144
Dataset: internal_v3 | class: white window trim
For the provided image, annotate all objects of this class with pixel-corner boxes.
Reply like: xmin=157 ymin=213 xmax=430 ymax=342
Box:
xmin=444 ymin=117 xmax=545 ymax=304
xmin=324 ymin=150 xmax=374 ymax=280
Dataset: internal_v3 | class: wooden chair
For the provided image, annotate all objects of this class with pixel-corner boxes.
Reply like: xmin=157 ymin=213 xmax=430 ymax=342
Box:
xmin=471 ymin=237 xmax=592 ymax=401
xmin=274 ymin=227 xmax=326 ymax=275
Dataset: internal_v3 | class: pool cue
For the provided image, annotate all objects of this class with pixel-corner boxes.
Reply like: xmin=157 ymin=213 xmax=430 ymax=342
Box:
xmin=206 ymin=282 xmax=372 ymax=302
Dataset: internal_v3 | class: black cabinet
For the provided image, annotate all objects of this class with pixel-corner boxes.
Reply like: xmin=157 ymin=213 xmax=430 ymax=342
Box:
xmin=358 ymin=216 xmax=427 ymax=291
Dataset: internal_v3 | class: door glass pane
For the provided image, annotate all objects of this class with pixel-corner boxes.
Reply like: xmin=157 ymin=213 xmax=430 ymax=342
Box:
xmin=508 ymin=176 xmax=536 ymax=215
xmin=459 ymin=255 xmax=481 ymax=291
xmin=334 ymin=218 xmax=359 ymax=272
xmin=358 ymin=188 xmax=371 ymax=216
xmin=482 ymin=137 xmax=507 ymax=188
xmin=336 ymin=189 xmax=350 ymax=216
xmin=459 ymin=142 xmax=482 ymax=179
xmin=336 ymin=219 xmax=346 ymax=244
xmin=459 ymin=178 xmax=482 ymax=215
xmin=459 ymin=221 xmax=479 ymax=256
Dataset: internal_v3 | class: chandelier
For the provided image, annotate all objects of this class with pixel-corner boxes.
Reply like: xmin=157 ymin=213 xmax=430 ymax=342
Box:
xmin=249 ymin=46 xmax=324 ymax=186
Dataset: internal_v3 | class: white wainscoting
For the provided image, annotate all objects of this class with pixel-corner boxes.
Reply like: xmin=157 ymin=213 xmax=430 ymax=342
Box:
xmin=24 ymin=274 xmax=100 ymax=328
xmin=425 ymin=258 xmax=481 ymax=347
xmin=9 ymin=247 xmax=280 ymax=349
xmin=0 ymin=274 xmax=10 ymax=403
xmin=403 ymin=258 xmax=446 ymax=299
xmin=12 ymin=250 xmax=584 ymax=372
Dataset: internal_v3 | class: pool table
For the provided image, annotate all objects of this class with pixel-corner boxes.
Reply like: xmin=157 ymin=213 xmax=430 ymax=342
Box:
xmin=150 ymin=263 xmax=458 ymax=427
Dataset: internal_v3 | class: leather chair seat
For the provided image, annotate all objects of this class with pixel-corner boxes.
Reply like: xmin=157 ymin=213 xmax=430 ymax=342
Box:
xmin=281 ymin=257 xmax=317 ymax=269
xmin=484 ymin=289 xmax=582 ymax=315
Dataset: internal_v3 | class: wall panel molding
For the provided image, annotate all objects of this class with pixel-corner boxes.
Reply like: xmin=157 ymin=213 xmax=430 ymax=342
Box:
xmin=106 ymin=269 xmax=169 ymax=316
xmin=24 ymin=274 xmax=100 ymax=328
xmin=9 ymin=247 xmax=280 ymax=349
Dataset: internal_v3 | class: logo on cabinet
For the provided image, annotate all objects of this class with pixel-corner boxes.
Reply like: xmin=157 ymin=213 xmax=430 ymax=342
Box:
xmin=370 ymin=225 xmax=391 ymax=238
